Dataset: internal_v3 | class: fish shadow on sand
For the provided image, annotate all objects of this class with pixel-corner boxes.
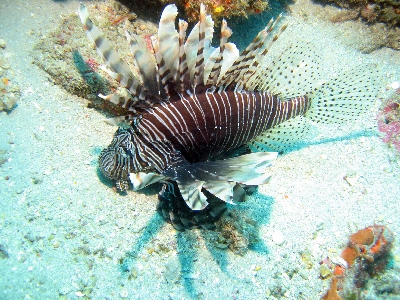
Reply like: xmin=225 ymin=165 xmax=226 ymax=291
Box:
xmin=72 ymin=51 xmax=114 ymax=109
xmin=116 ymin=185 xmax=273 ymax=298
xmin=91 ymin=129 xmax=377 ymax=297
xmin=283 ymin=129 xmax=379 ymax=154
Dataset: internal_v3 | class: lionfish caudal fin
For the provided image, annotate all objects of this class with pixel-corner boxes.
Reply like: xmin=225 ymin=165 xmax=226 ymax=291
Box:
xmin=248 ymin=40 xmax=382 ymax=153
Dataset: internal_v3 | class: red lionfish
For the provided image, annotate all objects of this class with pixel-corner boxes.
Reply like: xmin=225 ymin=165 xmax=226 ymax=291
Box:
xmin=79 ymin=4 xmax=380 ymax=230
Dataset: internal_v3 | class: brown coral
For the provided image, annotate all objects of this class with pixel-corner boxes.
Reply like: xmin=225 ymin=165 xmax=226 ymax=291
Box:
xmin=322 ymin=0 xmax=400 ymax=26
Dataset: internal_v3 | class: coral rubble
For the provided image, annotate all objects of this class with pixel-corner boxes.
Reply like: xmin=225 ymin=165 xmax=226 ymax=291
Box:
xmin=32 ymin=1 xmax=157 ymax=115
xmin=215 ymin=210 xmax=260 ymax=255
xmin=322 ymin=225 xmax=395 ymax=299
xmin=322 ymin=0 xmax=400 ymax=26
xmin=377 ymin=87 xmax=400 ymax=152
xmin=0 ymin=38 xmax=20 ymax=112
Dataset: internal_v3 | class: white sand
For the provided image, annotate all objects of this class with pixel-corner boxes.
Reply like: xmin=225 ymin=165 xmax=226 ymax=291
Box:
xmin=0 ymin=0 xmax=399 ymax=299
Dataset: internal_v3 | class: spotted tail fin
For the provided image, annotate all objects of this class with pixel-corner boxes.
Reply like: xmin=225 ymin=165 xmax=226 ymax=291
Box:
xmin=249 ymin=40 xmax=382 ymax=153
xmin=305 ymin=64 xmax=381 ymax=124
xmin=254 ymin=40 xmax=381 ymax=120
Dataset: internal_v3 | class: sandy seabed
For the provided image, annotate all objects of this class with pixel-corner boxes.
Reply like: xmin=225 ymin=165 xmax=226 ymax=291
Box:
xmin=0 ymin=0 xmax=399 ymax=299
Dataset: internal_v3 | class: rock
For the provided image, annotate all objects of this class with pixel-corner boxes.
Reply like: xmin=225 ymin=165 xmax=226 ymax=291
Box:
xmin=272 ymin=230 xmax=285 ymax=245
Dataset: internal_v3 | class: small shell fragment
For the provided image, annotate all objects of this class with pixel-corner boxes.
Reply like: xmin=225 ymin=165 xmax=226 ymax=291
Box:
xmin=272 ymin=230 xmax=285 ymax=245
xmin=389 ymin=81 xmax=400 ymax=90
xmin=0 ymin=58 xmax=10 ymax=69
xmin=344 ymin=175 xmax=358 ymax=186
xmin=331 ymin=256 xmax=348 ymax=269
xmin=75 ymin=291 xmax=85 ymax=297
xmin=120 ymin=289 xmax=129 ymax=298
xmin=320 ymin=264 xmax=332 ymax=279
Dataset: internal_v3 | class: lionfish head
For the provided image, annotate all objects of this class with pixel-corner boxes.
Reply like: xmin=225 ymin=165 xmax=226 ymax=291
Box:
xmin=98 ymin=128 xmax=137 ymax=188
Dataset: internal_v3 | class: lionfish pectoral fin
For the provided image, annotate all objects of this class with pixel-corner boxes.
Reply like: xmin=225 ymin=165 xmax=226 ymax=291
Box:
xmin=158 ymin=181 xmax=228 ymax=231
xmin=162 ymin=159 xmax=209 ymax=210
xmin=163 ymin=152 xmax=277 ymax=210
xmin=129 ymin=172 xmax=166 ymax=191
xmin=178 ymin=180 xmax=209 ymax=210
xmin=248 ymin=116 xmax=313 ymax=153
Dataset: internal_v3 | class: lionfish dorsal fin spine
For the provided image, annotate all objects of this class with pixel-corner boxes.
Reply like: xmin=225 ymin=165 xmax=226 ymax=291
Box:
xmin=150 ymin=35 xmax=166 ymax=99
xmin=157 ymin=4 xmax=179 ymax=97
xmin=177 ymin=19 xmax=190 ymax=92
xmin=193 ymin=3 xmax=207 ymax=88
xmin=78 ymin=4 xmax=146 ymax=97
xmin=99 ymin=92 xmax=138 ymax=112
xmin=217 ymin=29 xmax=269 ymax=88
xmin=244 ymin=17 xmax=288 ymax=91
xmin=203 ymin=47 xmax=220 ymax=87
xmin=206 ymin=19 xmax=231 ymax=87
xmin=215 ymin=43 xmax=240 ymax=90
xmin=157 ymin=55 xmax=172 ymax=99
xmin=98 ymin=65 xmax=140 ymax=96
xmin=183 ymin=5 xmax=214 ymax=89
xmin=125 ymin=31 xmax=159 ymax=96
xmin=219 ymin=15 xmax=284 ymax=90
xmin=184 ymin=22 xmax=199 ymax=87
xmin=243 ymin=24 xmax=288 ymax=91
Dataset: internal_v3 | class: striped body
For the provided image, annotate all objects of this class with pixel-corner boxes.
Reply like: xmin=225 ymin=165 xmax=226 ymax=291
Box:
xmin=100 ymin=90 xmax=309 ymax=180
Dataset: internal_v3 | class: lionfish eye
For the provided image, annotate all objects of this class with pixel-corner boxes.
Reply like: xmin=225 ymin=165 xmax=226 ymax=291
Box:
xmin=98 ymin=132 xmax=135 ymax=181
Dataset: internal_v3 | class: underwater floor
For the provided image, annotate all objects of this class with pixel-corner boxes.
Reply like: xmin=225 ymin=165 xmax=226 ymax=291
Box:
xmin=0 ymin=0 xmax=400 ymax=299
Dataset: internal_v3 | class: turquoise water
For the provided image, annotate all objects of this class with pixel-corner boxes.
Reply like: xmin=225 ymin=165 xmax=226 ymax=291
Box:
xmin=0 ymin=0 xmax=399 ymax=299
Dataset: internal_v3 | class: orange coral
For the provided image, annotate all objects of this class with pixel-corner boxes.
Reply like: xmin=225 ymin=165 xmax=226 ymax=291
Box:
xmin=322 ymin=277 xmax=342 ymax=300
xmin=322 ymin=225 xmax=394 ymax=299
xmin=340 ymin=247 xmax=359 ymax=267
xmin=349 ymin=228 xmax=374 ymax=245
